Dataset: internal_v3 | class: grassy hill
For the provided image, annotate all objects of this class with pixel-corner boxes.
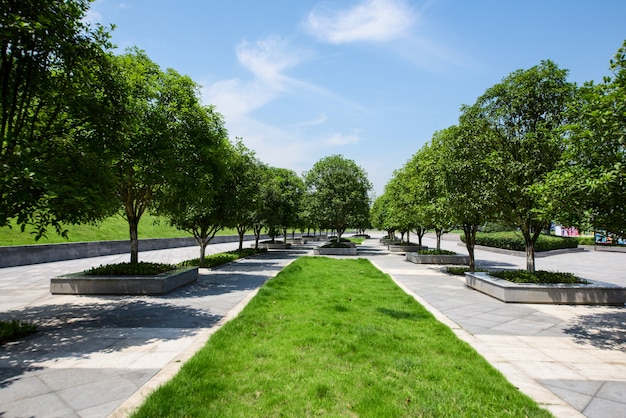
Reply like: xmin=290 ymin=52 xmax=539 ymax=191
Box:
xmin=0 ymin=214 xmax=237 ymax=246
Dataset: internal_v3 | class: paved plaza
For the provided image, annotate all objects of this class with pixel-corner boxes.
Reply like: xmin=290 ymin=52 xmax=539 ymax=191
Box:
xmin=0 ymin=234 xmax=625 ymax=417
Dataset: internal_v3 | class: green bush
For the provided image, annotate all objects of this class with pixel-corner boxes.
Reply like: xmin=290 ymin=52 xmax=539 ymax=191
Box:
xmin=0 ymin=320 xmax=37 ymax=344
xmin=446 ymin=267 xmax=488 ymax=275
xmin=179 ymin=248 xmax=266 ymax=268
xmin=490 ymin=270 xmax=586 ymax=284
xmin=460 ymin=231 xmax=578 ymax=252
xmin=576 ymin=236 xmax=595 ymax=246
xmin=85 ymin=262 xmax=175 ymax=276
xmin=418 ymin=249 xmax=456 ymax=255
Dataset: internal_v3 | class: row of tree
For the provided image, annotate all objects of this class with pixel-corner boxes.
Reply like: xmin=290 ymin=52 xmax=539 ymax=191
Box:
xmin=1 ymin=1 xmax=373 ymax=264
xmin=373 ymin=41 xmax=626 ymax=273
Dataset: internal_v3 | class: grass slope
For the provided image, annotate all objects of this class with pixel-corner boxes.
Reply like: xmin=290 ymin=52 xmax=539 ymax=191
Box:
xmin=132 ymin=257 xmax=551 ymax=417
xmin=0 ymin=214 xmax=239 ymax=246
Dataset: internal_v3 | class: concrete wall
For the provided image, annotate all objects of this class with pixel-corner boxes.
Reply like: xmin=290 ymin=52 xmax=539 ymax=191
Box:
xmin=0 ymin=235 xmax=266 ymax=268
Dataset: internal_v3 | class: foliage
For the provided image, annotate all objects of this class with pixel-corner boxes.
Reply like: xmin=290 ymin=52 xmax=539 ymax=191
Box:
xmin=179 ymin=248 xmax=267 ymax=268
xmin=418 ymin=249 xmax=456 ymax=255
xmin=490 ymin=270 xmax=586 ymax=284
xmin=112 ymin=49 xmax=213 ymax=263
xmin=84 ymin=262 xmax=175 ymax=276
xmin=0 ymin=320 xmax=37 ymax=344
xmin=461 ymin=231 xmax=579 ymax=252
xmin=446 ymin=266 xmax=488 ymax=275
xmin=131 ymin=257 xmax=550 ymax=417
xmin=153 ymin=104 xmax=231 ymax=262
xmin=1 ymin=0 xmax=120 ymax=237
xmin=576 ymin=236 xmax=595 ymax=246
xmin=260 ymin=167 xmax=304 ymax=242
xmin=304 ymin=155 xmax=372 ymax=242
xmin=462 ymin=60 xmax=575 ymax=272
xmin=221 ymin=140 xmax=266 ymax=250
xmin=537 ymin=41 xmax=626 ymax=240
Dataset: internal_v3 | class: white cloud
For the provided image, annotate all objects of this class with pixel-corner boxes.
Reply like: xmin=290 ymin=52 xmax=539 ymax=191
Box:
xmin=304 ymin=0 xmax=417 ymax=44
xmin=323 ymin=131 xmax=362 ymax=146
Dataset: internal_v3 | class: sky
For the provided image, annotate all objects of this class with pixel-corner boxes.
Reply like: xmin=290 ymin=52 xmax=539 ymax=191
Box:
xmin=87 ymin=0 xmax=626 ymax=196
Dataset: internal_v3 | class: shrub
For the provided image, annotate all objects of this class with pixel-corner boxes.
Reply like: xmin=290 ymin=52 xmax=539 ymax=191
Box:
xmin=446 ymin=266 xmax=488 ymax=275
xmin=85 ymin=262 xmax=175 ymax=276
xmin=180 ymin=248 xmax=266 ymax=268
xmin=490 ymin=270 xmax=586 ymax=284
xmin=322 ymin=242 xmax=352 ymax=248
xmin=0 ymin=320 xmax=37 ymax=344
xmin=418 ymin=249 xmax=456 ymax=255
xmin=460 ymin=231 xmax=578 ymax=252
xmin=576 ymin=236 xmax=595 ymax=246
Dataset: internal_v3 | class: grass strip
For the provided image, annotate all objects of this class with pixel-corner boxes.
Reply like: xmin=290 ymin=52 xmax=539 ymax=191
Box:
xmin=132 ymin=257 xmax=551 ymax=417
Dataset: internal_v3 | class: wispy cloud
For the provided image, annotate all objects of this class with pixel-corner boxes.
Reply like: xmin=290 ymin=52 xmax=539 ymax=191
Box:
xmin=323 ymin=131 xmax=362 ymax=146
xmin=304 ymin=0 xmax=417 ymax=44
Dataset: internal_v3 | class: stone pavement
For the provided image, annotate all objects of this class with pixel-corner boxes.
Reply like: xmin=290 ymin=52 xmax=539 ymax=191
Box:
xmin=365 ymin=234 xmax=626 ymax=418
xmin=0 ymin=234 xmax=625 ymax=417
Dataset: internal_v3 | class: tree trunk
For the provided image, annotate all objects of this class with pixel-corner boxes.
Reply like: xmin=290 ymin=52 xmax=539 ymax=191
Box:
xmin=128 ymin=215 xmax=140 ymax=264
xmin=436 ymin=228 xmax=442 ymax=251
xmin=463 ymin=223 xmax=478 ymax=272
xmin=523 ymin=231 xmax=536 ymax=273
xmin=253 ymin=224 xmax=262 ymax=249
xmin=237 ymin=226 xmax=246 ymax=251
xmin=522 ymin=225 xmax=543 ymax=273
xmin=199 ymin=240 xmax=207 ymax=262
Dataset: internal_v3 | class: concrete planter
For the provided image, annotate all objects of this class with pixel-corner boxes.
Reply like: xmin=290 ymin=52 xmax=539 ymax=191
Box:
xmin=388 ymin=245 xmax=427 ymax=253
xmin=50 ymin=266 xmax=198 ymax=296
xmin=259 ymin=242 xmax=292 ymax=250
xmin=465 ymin=272 xmax=626 ymax=305
xmin=314 ymin=247 xmax=358 ymax=256
xmin=406 ymin=252 xmax=469 ymax=265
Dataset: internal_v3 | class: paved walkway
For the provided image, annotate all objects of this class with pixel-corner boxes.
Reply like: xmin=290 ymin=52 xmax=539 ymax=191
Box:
xmin=0 ymin=235 xmax=624 ymax=417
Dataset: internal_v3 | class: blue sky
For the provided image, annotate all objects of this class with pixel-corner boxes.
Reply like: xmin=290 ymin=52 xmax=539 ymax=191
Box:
xmin=88 ymin=0 xmax=626 ymax=196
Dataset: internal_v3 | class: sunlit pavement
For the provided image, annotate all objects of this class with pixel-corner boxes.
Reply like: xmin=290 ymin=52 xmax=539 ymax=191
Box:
xmin=0 ymin=234 xmax=624 ymax=417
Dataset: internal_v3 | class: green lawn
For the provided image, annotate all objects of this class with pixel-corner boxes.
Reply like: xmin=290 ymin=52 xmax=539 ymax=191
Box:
xmin=132 ymin=257 xmax=551 ymax=417
xmin=0 ymin=214 xmax=240 ymax=246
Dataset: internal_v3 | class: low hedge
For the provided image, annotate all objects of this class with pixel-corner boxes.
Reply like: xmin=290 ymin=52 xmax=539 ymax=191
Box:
xmin=460 ymin=231 xmax=578 ymax=252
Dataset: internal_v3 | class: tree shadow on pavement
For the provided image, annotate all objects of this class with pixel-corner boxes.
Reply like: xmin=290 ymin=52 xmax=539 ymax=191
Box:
xmin=0 ymin=298 xmax=221 ymax=390
xmin=564 ymin=309 xmax=626 ymax=351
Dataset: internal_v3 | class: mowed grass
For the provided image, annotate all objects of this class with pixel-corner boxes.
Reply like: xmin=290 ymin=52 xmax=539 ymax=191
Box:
xmin=132 ymin=257 xmax=551 ymax=417
xmin=0 ymin=214 xmax=239 ymax=246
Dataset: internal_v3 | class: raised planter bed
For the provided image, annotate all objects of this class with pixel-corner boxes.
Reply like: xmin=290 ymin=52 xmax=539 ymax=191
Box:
xmin=464 ymin=271 xmax=626 ymax=305
xmin=50 ymin=266 xmax=198 ymax=296
xmin=460 ymin=243 xmax=585 ymax=258
xmin=259 ymin=242 xmax=292 ymax=250
xmin=406 ymin=252 xmax=469 ymax=265
xmin=314 ymin=247 xmax=358 ymax=256
xmin=388 ymin=244 xmax=427 ymax=253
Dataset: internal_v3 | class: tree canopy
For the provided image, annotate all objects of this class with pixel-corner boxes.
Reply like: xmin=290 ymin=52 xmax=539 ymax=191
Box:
xmin=1 ymin=0 xmax=119 ymax=237
xmin=538 ymin=41 xmax=626 ymax=241
xmin=462 ymin=60 xmax=575 ymax=272
xmin=304 ymin=155 xmax=372 ymax=241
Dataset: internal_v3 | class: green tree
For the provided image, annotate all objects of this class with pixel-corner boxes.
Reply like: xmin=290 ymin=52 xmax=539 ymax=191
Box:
xmin=222 ymin=139 xmax=266 ymax=250
xmin=113 ymin=49 xmax=205 ymax=263
xmin=1 ymin=0 xmax=119 ymax=237
xmin=261 ymin=167 xmax=304 ymax=243
xmin=410 ymin=140 xmax=456 ymax=250
xmin=465 ymin=60 xmax=575 ymax=272
xmin=304 ymin=155 xmax=372 ymax=242
xmin=154 ymin=105 xmax=230 ymax=262
xmin=539 ymin=41 xmax=626 ymax=240
xmin=434 ymin=124 xmax=496 ymax=271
